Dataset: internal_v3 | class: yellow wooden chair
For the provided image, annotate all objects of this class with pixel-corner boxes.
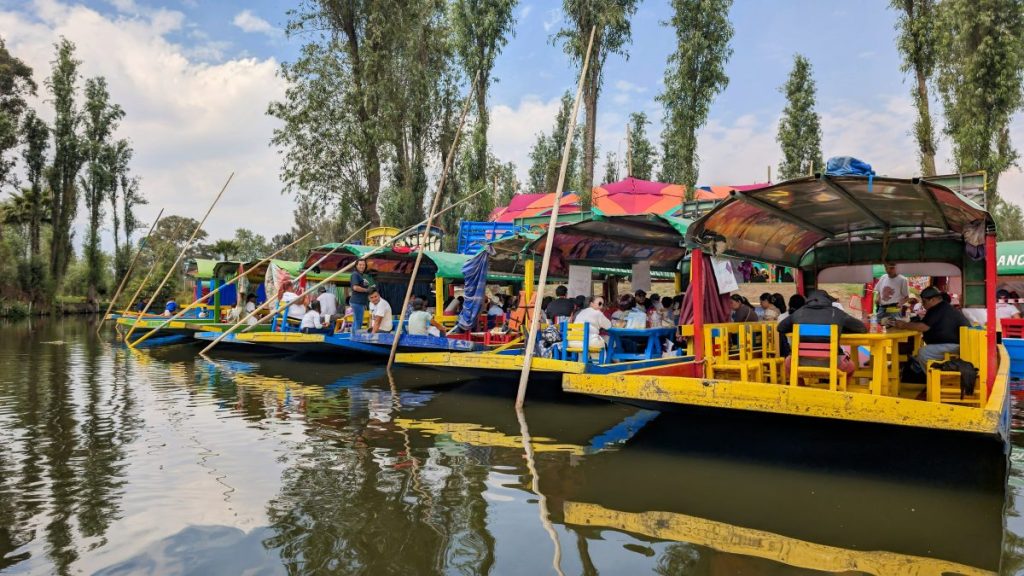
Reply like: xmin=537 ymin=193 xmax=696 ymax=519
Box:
xmin=560 ymin=321 xmax=606 ymax=364
xmin=926 ymin=327 xmax=987 ymax=407
xmin=789 ymin=324 xmax=847 ymax=392
xmin=704 ymin=323 xmax=778 ymax=383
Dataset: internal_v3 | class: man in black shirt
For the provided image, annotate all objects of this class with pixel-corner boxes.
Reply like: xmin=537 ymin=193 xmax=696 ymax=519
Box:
xmin=887 ymin=286 xmax=970 ymax=364
xmin=545 ymin=285 xmax=575 ymax=322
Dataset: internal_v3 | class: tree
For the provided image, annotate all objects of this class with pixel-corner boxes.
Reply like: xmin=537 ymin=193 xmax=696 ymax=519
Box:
xmin=232 ymin=228 xmax=270 ymax=260
xmin=994 ymin=197 xmax=1024 ymax=241
xmin=205 ymin=239 xmax=240 ymax=260
xmin=451 ymin=0 xmax=518 ymax=192
xmin=657 ymin=0 xmax=732 ymax=193
xmin=0 ymin=36 xmax=37 ymax=191
xmin=935 ymin=0 xmax=1024 ymax=208
xmin=603 ymin=151 xmax=620 ymax=183
xmin=80 ymin=76 xmax=125 ymax=305
xmin=892 ymin=0 xmax=938 ymax=176
xmin=628 ymin=111 xmax=658 ymax=180
xmin=45 ymin=38 xmax=86 ymax=294
xmin=776 ymin=54 xmax=823 ymax=180
xmin=556 ymin=0 xmax=639 ymax=205
xmin=105 ymin=139 xmax=134 ymax=280
xmin=20 ymin=111 xmax=49 ymax=262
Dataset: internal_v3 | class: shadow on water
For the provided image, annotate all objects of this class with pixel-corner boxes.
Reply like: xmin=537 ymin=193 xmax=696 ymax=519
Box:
xmin=0 ymin=317 xmax=1020 ymax=575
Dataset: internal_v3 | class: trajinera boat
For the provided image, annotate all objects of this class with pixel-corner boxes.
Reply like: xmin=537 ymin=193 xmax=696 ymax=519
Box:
xmin=562 ymin=174 xmax=1012 ymax=442
xmin=396 ymin=214 xmax=695 ymax=381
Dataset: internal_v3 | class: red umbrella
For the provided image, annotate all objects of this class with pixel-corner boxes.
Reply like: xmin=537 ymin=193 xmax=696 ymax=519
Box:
xmin=592 ymin=177 xmax=686 ymax=216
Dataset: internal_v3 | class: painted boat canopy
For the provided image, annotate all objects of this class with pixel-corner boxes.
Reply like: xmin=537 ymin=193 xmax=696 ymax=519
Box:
xmin=303 ymin=244 xmax=522 ymax=283
xmin=488 ymin=213 xmax=691 ymax=276
xmin=184 ymin=258 xmax=223 ymax=280
xmin=685 ymin=175 xmax=993 ymax=268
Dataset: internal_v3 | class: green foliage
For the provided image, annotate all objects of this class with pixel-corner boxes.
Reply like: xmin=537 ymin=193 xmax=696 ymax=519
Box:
xmin=20 ymin=110 xmax=49 ymax=262
xmin=557 ymin=0 xmax=639 ymax=201
xmin=935 ymin=0 xmax=1024 ymax=207
xmin=776 ymin=54 xmax=823 ymax=180
xmin=994 ymin=197 xmax=1024 ymax=241
xmin=62 ymin=252 xmax=112 ymax=300
xmin=0 ymin=35 xmax=37 ymax=191
xmin=627 ymin=111 xmax=658 ymax=180
xmin=231 ymin=228 xmax=270 ymax=260
xmin=891 ymin=0 xmax=938 ymax=176
xmin=602 ymin=151 xmax=620 ymax=183
xmin=45 ymin=38 xmax=86 ymax=294
xmin=526 ymin=91 xmax=581 ymax=193
xmin=657 ymin=0 xmax=732 ymax=193
xmin=205 ymin=239 xmax=240 ymax=260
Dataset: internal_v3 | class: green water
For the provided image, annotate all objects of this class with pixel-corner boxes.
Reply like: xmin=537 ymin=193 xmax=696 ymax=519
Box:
xmin=0 ymin=317 xmax=1019 ymax=575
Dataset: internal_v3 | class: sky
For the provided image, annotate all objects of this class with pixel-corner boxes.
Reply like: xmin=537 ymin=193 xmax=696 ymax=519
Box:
xmin=3 ymin=0 xmax=1024 ymax=249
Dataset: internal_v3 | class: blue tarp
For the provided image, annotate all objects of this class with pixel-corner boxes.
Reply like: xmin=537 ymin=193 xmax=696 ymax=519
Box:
xmin=825 ymin=156 xmax=874 ymax=177
xmin=457 ymin=247 xmax=492 ymax=331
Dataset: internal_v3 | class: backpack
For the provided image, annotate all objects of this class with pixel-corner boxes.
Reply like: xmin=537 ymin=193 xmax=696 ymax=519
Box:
xmin=932 ymin=358 xmax=979 ymax=398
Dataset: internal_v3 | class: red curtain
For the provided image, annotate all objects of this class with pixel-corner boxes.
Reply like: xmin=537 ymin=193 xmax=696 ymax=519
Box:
xmin=679 ymin=253 xmax=732 ymax=325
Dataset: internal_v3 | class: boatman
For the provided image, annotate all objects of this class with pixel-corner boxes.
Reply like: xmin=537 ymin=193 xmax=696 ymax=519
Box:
xmin=368 ymin=288 xmax=393 ymax=334
xmin=875 ymin=262 xmax=909 ymax=320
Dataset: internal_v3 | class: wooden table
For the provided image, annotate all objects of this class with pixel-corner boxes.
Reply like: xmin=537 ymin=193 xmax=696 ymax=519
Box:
xmin=607 ymin=327 xmax=677 ymax=362
xmin=840 ymin=330 xmax=919 ymax=395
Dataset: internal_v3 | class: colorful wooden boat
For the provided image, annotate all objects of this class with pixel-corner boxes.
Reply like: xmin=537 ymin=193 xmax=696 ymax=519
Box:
xmin=563 ymin=174 xmax=1011 ymax=441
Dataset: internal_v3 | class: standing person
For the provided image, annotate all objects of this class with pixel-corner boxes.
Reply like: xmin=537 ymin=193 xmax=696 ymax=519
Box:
xmin=317 ymin=286 xmax=338 ymax=327
xmin=368 ymin=288 xmax=393 ymax=334
xmin=886 ymin=286 xmax=970 ymax=364
xmin=407 ymin=297 xmax=445 ymax=336
xmin=349 ymin=259 xmax=371 ymax=334
xmin=729 ymin=294 xmax=759 ymax=322
xmin=545 ymin=285 xmax=575 ymax=323
xmin=875 ymin=262 xmax=909 ymax=320
xmin=572 ymin=296 xmax=612 ymax=351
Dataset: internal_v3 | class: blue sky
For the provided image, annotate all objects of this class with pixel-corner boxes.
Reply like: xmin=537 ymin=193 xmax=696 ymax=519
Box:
xmin=3 ymin=0 xmax=1022 ymax=243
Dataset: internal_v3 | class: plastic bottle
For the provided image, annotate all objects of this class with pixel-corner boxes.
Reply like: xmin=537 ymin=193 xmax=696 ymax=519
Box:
xmin=869 ymin=316 xmax=879 ymax=334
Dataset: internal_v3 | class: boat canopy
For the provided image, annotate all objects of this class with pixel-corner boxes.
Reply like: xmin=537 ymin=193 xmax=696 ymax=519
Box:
xmin=303 ymin=244 xmax=521 ymax=283
xmin=493 ymin=214 xmax=690 ymax=277
xmin=212 ymin=259 xmax=310 ymax=282
xmin=184 ymin=258 xmax=222 ymax=279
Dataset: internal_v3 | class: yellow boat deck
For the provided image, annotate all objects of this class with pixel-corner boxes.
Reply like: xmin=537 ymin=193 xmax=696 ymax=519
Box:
xmin=562 ymin=346 xmax=1010 ymax=436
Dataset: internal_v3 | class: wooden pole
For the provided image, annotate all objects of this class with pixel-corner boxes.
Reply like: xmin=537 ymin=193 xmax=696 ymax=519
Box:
xmin=200 ymin=189 xmax=488 ymax=356
xmin=97 ymin=208 xmax=165 ymax=333
xmin=767 ymin=165 xmax=772 ymax=183
xmin=124 ymin=173 xmax=233 ymax=341
xmin=515 ymin=28 xmax=596 ymax=408
xmin=118 ymin=218 xmax=188 ymax=324
xmin=128 ymin=231 xmax=314 ymax=348
xmin=386 ymin=73 xmax=479 ymax=369
xmin=625 ymin=120 xmax=633 ymax=177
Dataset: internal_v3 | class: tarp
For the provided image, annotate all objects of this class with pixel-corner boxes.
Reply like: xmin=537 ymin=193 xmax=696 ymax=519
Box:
xmin=457 ymin=247 xmax=492 ymax=331
xmin=303 ymin=243 xmax=520 ymax=283
xmin=592 ymin=177 xmax=685 ymax=216
xmin=489 ymin=192 xmax=582 ymax=222
xmin=185 ymin=259 xmax=220 ymax=279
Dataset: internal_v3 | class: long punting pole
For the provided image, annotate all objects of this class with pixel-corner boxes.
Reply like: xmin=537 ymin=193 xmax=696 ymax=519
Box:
xmin=97 ymin=208 xmax=165 ymax=333
xmin=117 ymin=218 xmax=189 ymax=326
xmin=124 ymin=174 xmax=233 ymax=341
xmin=386 ymin=72 xmax=479 ymax=369
xmin=199 ymin=189 xmax=488 ymax=356
xmin=986 ymin=232 xmax=997 ymax=392
xmin=515 ymin=27 xmax=596 ymax=408
xmin=128 ymin=231 xmax=314 ymax=348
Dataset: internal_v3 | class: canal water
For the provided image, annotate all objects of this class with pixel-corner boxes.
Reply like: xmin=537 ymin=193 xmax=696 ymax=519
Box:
xmin=0 ymin=318 xmax=1021 ymax=575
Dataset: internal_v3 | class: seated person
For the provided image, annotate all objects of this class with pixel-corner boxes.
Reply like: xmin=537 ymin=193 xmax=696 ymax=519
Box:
xmin=777 ymin=289 xmax=866 ymax=376
xmin=407 ymin=297 xmax=445 ymax=337
xmin=368 ymin=288 xmax=393 ymax=334
xmin=759 ymin=293 xmax=780 ymax=321
xmin=300 ymin=301 xmax=330 ymax=334
xmin=443 ymin=295 xmax=464 ymax=316
xmin=545 ymin=285 xmax=575 ymax=323
xmin=317 ymin=286 xmax=339 ymax=326
xmin=886 ymin=286 xmax=969 ymax=364
xmin=245 ymin=294 xmax=259 ymax=326
xmin=279 ymin=281 xmax=306 ymax=324
xmin=163 ymin=297 xmax=178 ymax=317
xmin=573 ymin=296 xmax=611 ymax=350
xmin=729 ymin=294 xmax=759 ymax=322
xmin=486 ymin=297 xmax=505 ymax=329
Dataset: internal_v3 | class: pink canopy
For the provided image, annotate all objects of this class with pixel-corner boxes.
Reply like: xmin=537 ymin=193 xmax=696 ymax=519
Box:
xmin=489 ymin=192 xmax=581 ymax=222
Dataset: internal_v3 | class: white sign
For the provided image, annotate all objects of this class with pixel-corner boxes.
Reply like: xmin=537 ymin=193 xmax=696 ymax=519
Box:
xmin=631 ymin=262 xmax=651 ymax=292
xmin=568 ymin=264 xmax=593 ymax=298
xmin=711 ymin=257 xmax=739 ymax=294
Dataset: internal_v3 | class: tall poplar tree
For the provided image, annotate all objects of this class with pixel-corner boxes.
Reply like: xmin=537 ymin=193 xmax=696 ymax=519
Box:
xmin=81 ymin=76 xmax=124 ymax=304
xmin=935 ymin=0 xmax=1024 ymax=208
xmin=892 ymin=0 xmax=938 ymax=176
xmin=628 ymin=111 xmax=657 ymax=180
xmin=657 ymin=0 xmax=732 ymax=194
xmin=776 ymin=54 xmax=823 ymax=180
xmin=20 ymin=111 xmax=48 ymax=263
xmin=556 ymin=0 xmax=639 ymax=206
xmin=0 ymin=36 xmax=37 ymax=191
xmin=603 ymin=151 xmax=620 ymax=183
xmin=45 ymin=38 xmax=86 ymax=293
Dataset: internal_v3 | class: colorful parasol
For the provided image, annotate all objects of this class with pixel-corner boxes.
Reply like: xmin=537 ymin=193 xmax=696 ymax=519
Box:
xmin=591 ymin=177 xmax=686 ymax=216
xmin=489 ymin=192 xmax=581 ymax=222
xmin=693 ymin=182 xmax=771 ymax=200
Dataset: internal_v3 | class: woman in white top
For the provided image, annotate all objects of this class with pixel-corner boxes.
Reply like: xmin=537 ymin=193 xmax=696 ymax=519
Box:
xmin=573 ymin=296 xmax=612 ymax=349
xmin=279 ymin=280 xmax=306 ymax=322
xmin=300 ymin=301 xmax=327 ymax=333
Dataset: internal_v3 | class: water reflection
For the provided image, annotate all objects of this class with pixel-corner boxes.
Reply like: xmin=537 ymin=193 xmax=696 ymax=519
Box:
xmin=0 ymin=318 xmax=1017 ymax=574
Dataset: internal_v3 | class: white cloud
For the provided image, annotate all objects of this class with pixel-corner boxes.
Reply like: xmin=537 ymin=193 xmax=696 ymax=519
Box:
xmin=519 ymin=4 xmax=533 ymax=20
xmin=232 ymin=9 xmax=274 ymax=35
xmin=2 ymin=1 xmax=292 ymax=246
xmin=614 ymin=79 xmax=646 ymax=93
xmin=543 ymin=8 xmax=561 ymax=32
xmin=488 ymin=95 xmax=563 ymax=189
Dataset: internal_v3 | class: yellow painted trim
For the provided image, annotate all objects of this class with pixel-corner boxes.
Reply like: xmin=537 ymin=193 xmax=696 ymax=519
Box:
xmin=524 ymin=258 xmax=535 ymax=302
xmin=674 ymin=271 xmax=682 ymax=294
xmin=562 ymin=347 xmax=1010 ymax=434
xmin=395 ymin=418 xmax=585 ymax=454
xmin=435 ymin=276 xmax=444 ymax=322
xmin=235 ymin=332 xmax=326 ymax=343
xmin=395 ymin=351 xmax=588 ymax=373
xmin=563 ymin=502 xmax=993 ymax=576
